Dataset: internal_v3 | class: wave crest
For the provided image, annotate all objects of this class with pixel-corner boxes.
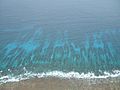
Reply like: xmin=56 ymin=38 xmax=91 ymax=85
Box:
xmin=0 ymin=70 xmax=120 ymax=84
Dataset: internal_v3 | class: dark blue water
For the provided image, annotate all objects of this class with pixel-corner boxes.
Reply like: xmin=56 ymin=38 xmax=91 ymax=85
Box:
xmin=0 ymin=0 xmax=120 ymax=78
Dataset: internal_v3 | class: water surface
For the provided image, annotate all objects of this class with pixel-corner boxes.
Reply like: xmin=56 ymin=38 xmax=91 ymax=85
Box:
xmin=0 ymin=0 xmax=120 ymax=80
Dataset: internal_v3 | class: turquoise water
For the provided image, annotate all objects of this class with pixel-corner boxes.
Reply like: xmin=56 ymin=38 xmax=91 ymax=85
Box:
xmin=0 ymin=0 xmax=120 ymax=79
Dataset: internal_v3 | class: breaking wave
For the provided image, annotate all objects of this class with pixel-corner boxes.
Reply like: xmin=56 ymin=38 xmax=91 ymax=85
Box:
xmin=0 ymin=70 xmax=120 ymax=84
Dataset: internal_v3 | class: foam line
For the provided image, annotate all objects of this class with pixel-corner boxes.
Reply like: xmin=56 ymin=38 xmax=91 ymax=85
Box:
xmin=0 ymin=70 xmax=120 ymax=84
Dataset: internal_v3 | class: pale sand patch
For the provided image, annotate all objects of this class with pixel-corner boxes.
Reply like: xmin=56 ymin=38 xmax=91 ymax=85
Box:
xmin=0 ymin=77 xmax=120 ymax=90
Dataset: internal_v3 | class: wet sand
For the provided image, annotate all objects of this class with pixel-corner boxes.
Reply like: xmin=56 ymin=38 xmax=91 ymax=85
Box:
xmin=0 ymin=77 xmax=120 ymax=90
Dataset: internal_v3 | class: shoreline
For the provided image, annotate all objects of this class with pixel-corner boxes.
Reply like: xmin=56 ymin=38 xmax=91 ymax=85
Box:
xmin=0 ymin=77 xmax=120 ymax=90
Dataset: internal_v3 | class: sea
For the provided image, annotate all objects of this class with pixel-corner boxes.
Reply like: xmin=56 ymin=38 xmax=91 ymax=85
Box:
xmin=0 ymin=0 xmax=120 ymax=84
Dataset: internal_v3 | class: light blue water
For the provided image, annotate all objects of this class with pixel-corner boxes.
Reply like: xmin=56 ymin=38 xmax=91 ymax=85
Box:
xmin=0 ymin=0 xmax=120 ymax=78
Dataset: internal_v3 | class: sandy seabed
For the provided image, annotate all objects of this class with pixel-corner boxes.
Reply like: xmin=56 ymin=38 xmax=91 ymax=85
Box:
xmin=0 ymin=77 xmax=120 ymax=90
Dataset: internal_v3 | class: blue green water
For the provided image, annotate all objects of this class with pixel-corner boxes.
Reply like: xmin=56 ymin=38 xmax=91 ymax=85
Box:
xmin=0 ymin=0 xmax=120 ymax=79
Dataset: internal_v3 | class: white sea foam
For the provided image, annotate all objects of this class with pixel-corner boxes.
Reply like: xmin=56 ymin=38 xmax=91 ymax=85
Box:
xmin=0 ymin=70 xmax=120 ymax=84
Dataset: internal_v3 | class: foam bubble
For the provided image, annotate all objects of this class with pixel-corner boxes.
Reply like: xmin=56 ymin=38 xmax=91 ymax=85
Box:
xmin=0 ymin=70 xmax=120 ymax=84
